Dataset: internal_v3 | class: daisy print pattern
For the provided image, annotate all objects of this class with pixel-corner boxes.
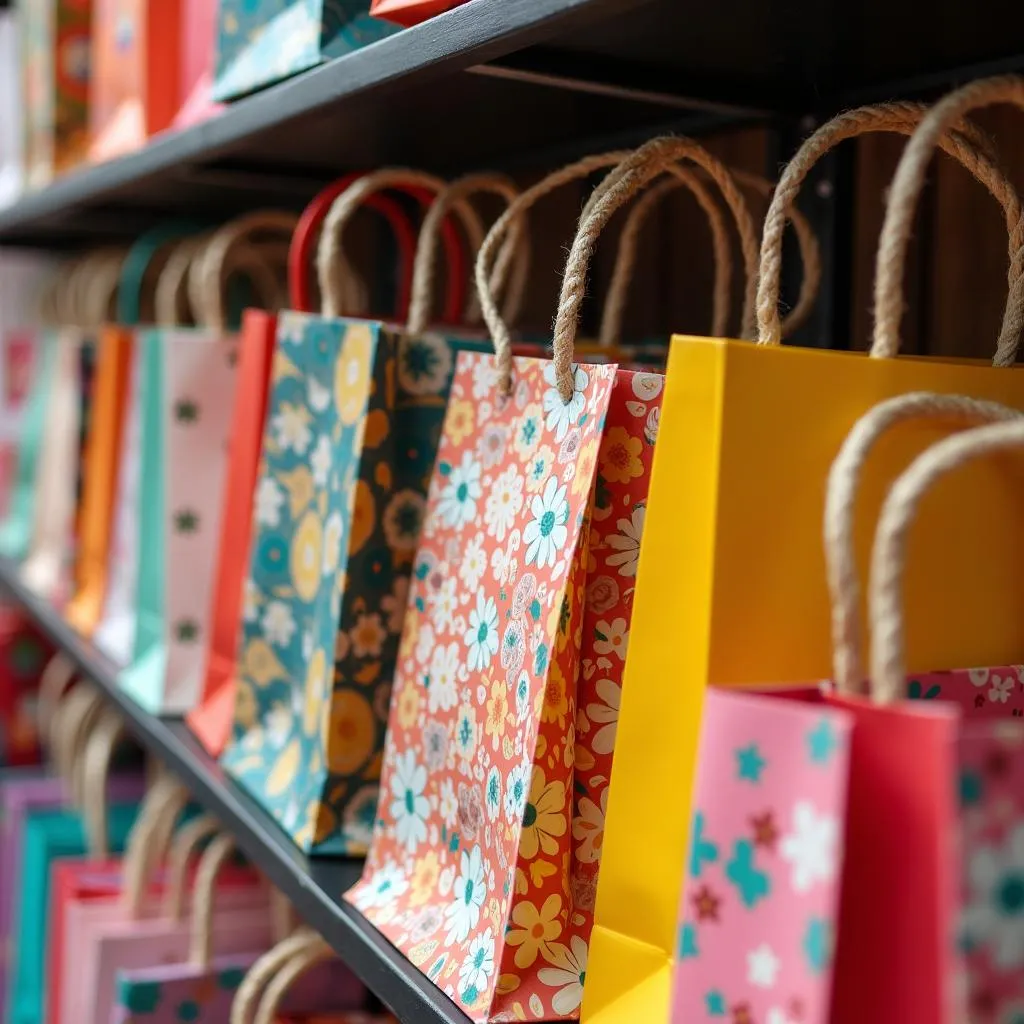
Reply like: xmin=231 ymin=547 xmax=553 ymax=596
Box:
xmin=347 ymin=353 xmax=615 ymax=1021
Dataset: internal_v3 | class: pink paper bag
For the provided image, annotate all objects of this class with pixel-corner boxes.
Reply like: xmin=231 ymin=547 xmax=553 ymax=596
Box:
xmin=672 ymin=690 xmax=852 ymax=1024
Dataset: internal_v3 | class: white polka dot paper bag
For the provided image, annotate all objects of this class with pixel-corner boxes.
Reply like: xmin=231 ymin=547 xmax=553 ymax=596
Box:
xmin=672 ymin=689 xmax=852 ymax=1024
xmin=345 ymin=354 xmax=668 ymax=1022
xmin=220 ymin=314 xmax=491 ymax=854
xmin=116 ymin=327 xmax=239 ymax=714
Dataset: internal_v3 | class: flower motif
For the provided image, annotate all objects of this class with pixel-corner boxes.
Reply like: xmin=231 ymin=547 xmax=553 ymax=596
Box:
xmin=399 ymin=333 xmax=452 ymax=396
xmin=606 ymin=505 xmax=645 ymax=578
xmin=542 ymin=362 xmax=589 ymax=442
xmin=459 ymin=928 xmax=495 ymax=1001
xmin=962 ymin=822 xmax=1024 ymax=969
xmin=353 ymin=860 xmax=409 ymax=910
xmin=500 ymin=618 xmax=525 ymax=680
xmin=525 ymin=445 xmax=555 ymax=493
xmin=485 ymin=765 xmax=502 ymax=821
xmin=272 ymin=402 xmax=312 ymax=454
xmin=587 ymin=677 xmax=620 ymax=755
xmin=484 ymin=464 xmax=524 ymax=542
xmin=520 ymin=767 xmax=567 ymax=859
xmin=430 ymin=576 xmax=459 ymax=634
xmin=484 ymin=677 xmax=509 ymax=750
xmin=524 ymin=475 xmax=570 ymax=569
xmin=594 ymin=617 xmax=629 ymax=660
xmin=255 ymin=477 xmax=284 ymax=527
xmin=573 ymin=788 xmax=607 ymax=864
xmin=428 ymin=642 xmax=459 ymax=713
xmin=571 ymin=439 xmax=598 ymax=498
xmin=514 ymin=403 xmax=544 ymax=459
xmin=290 ymin=510 xmax=323 ymax=603
xmin=459 ymin=532 xmax=488 ymax=592
xmin=383 ymin=490 xmax=426 ymax=554
xmin=558 ymin=428 xmax=582 ymax=465
xmin=454 ymin=703 xmax=478 ymax=763
xmin=631 ymin=372 xmax=663 ymax=401
xmin=444 ymin=846 xmax=487 ymax=944
xmin=457 ymin=782 xmax=484 ymax=841
xmin=396 ymin=683 xmax=421 ymax=730
xmin=261 ymin=600 xmax=296 ymax=649
xmin=586 ymin=575 xmax=619 ymax=615
xmin=780 ymin=801 xmax=838 ymax=892
xmin=423 ymin=721 xmax=449 ymax=772
xmin=990 ymin=674 xmax=1015 ymax=704
xmin=350 ymin=612 xmax=386 ymax=658
xmin=410 ymin=850 xmax=441 ymax=908
xmin=747 ymin=943 xmax=780 ymax=988
xmin=322 ymin=510 xmax=343 ymax=576
xmin=599 ymin=425 xmax=644 ymax=483
xmin=437 ymin=452 xmax=482 ymax=529
xmin=310 ymin=434 xmax=332 ymax=487
xmin=439 ymin=779 xmax=458 ymax=826
xmin=242 ymin=579 xmax=262 ymax=623
xmin=477 ymin=423 xmax=508 ymax=468
xmin=464 ymin=592 xmax=499 ymax=671
xmin=969 ymin=668 xmax=991 ymax=688
xmin=446 ymin=398 xmax=476 ymax=446
xmin=381 ymin=576 xmax=409 ymax=635
xmin=504 ymin=761 xmax=529 ymax=824
xmin=471 ymin=357 xmax=499 ymax=399
xmin=506 ymin=893 xmax=563 ymax=969
xmin=390 ymin=750 xmax=429 ymax=853
xmin=537 ymin=935 xmax=588 ymax=1015
xmin=515 ymin=671 xmax=530 ymax=722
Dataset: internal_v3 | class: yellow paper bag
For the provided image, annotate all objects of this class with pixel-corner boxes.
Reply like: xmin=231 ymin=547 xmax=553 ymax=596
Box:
xmin=584 ymin=80 xmax=1024 ymax=1023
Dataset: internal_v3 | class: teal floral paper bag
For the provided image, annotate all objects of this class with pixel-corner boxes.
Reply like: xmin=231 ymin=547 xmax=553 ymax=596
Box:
xmin=222 ymin=313 xmax=489 ymax=854
xmin=212 ymin=0 xmax=396 ymax=102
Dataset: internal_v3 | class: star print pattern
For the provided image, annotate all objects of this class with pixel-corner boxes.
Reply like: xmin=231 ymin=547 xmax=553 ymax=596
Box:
xmin=673 ymin=690 xmax=851 ymax=1024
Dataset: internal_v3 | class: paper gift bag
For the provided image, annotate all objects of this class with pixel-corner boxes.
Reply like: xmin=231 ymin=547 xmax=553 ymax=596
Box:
xmin=19 ymin=0 xmax=93 ymax=188
xmin=187 ymin=184 xmax=421 ymax=757
xmin=0 ymin=607 xmax=52 ymax=764
xmin=212 ymin=0 xmax=395 ymax=102
xmin=89 ymin=0 xmax=182 ymax=159
xmin=585 ymin=93 xmax=1024 ymax=1020
xmin=221 ymin=171 xmax=489 ymax=851
xmin=173 ymin=0 xmax=223 ymax=128
xmin=116 ymin=324 xmax=239 ymax=713
xmin=0 ymin=330 xmax=58 ymax=559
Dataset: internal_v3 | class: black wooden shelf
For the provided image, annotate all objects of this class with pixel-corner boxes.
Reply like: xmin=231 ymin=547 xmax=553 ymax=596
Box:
xmin=0 ymin=558 xmax=470 ymax=1024
xmin=3 ymin=0 xmax=1024 ymax=245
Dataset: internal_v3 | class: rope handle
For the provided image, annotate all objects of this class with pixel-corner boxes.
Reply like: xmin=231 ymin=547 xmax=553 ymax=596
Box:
xmin=155 ymin=236 xmax=210 ymax=326
xmin=252 ymin=933 xmax=335 ymax=1024
xmin=117 ymin=224 xmax=202 ymax=326
xmin=188 ymin=831 xmax=239 ymax=969
xmin=869 ymin=417 xmax=1024 ymax=702
xmin=874 ymin=77 xmax=1024 ymax=364
xmin=546 ymin=136 xmax=759 ymax=401
xmin=37 ymin=652 xmax=77 ymax=748
xmin=406 ymin=172 xmax=530 ymax=336
xmin=824 ymin=393 xmax=1023 ymax=695
xmin=317 ymin=169 xmax=484 ymax=319
xmin=288 ymin=173 xmax=429 ymax=320
xmin=165 ymin=813 xmax=222 ymax=920
xmin=50 ymin=682 xmax=102 ymax=784
xmin=190 ymin=212 xmax=298 ymax=330
xmin=757 ymin=102 xmax=1010 ymax=346
xmin=81 ymin=709 xmax=126 ymax=860
xmin=120 ymin=778 xmax=189 ymax=918
xmin=230 ymin=928 xmax=320 ymax=1024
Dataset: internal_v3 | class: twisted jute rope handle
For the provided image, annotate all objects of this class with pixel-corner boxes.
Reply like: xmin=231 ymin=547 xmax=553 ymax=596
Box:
xmin=164 ymin=812 xmax=222 ymax=919
xmin=406 ymin=172 xmax=530 ymax=336
xmin=81 ymin=708 xmax=128 ymax=859
xmin=869 ymin=417 xmax=1024 ymax=703
xmin=317 ymin=169 xmax=487 ymax=320
xmin=191 ymin=212 xmax=298 ymax=331
xmin=824 ymin=393 xmax=1023 ymax=696
xmin=876 ymin=77 xmax=1024 ymax=364
xmin=757 ymin=101 xmax=1015 ymax=347
xmin=252 ymin=931 xmax=335 ymax=1024
xmin=156 ymin=236 xmax=210 ymax=327
xmin=120 ymin=777 xmax=189 ymax=917
xmin=189 ymin=831 xmax=240 ymax=969
xmin=556 ymin=137 xmax=759 ymax=401
xmin=50 ymin=682 xmax=103 ymax=783
xmin=37 ymin=652 xmax=77 ymax=747
xmin=230 ymin=927 xmax=322 ymax=1024
xmin=598 ymin=166 xmax=822 ymax=345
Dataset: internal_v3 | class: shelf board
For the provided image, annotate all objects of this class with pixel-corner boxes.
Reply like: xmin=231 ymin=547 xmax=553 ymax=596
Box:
xmin=4 ymin=0 xmax=1024 ymax=247
xmin=0 ymin=558 xmax=470 ymax=1024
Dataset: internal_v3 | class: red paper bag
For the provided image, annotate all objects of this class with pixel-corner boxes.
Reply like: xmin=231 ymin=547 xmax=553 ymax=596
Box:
xmin=370 ymin=0 xmax=468 ymax=27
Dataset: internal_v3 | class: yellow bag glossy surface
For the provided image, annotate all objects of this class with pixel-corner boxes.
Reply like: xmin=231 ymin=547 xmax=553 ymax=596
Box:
xmin=65 ymin=327 xmax=131 ymax=636
xmin=584 ymin=336 xmax=1024 ymax=1022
